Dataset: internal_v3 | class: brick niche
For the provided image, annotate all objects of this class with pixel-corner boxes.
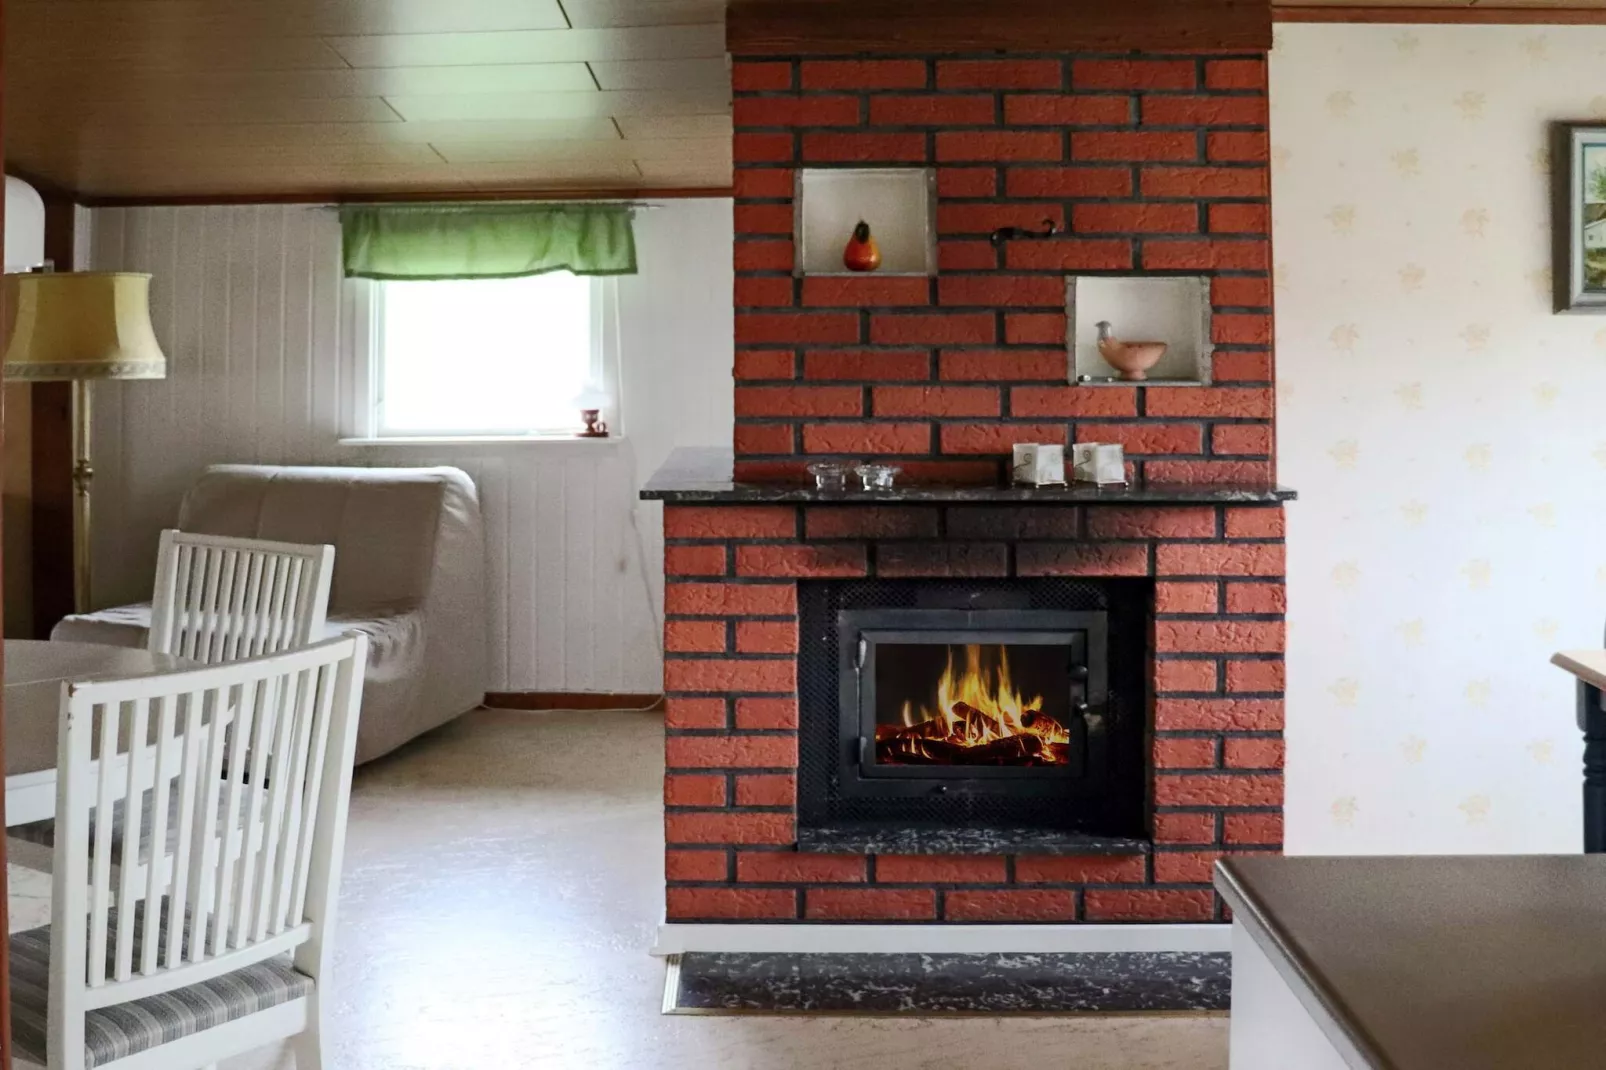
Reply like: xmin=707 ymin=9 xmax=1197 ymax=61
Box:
xmin=656 ymin=43 xmax=1284 ymax=926
xmin=732 ymin=51 xmax=1273 ymax=486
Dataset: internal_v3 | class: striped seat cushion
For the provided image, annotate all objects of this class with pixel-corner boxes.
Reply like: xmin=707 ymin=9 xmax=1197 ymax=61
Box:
xmin=11 ymin=783 xmax=256 ymax=865
xmin=9 ymin=912 xmax=312 ymax=1068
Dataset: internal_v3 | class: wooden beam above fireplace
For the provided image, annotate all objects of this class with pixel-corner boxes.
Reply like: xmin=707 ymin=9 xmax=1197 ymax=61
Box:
xmin=726 ymin=0 xmax=1274 ymax=55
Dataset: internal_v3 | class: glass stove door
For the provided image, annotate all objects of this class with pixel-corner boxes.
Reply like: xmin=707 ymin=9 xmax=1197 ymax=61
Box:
xmin=860 ymin=630 xmax=1089 ymax=777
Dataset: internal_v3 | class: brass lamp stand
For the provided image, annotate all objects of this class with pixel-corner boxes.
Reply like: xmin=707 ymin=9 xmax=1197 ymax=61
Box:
xmin=3 ymin=272 xmax=168 ymax=613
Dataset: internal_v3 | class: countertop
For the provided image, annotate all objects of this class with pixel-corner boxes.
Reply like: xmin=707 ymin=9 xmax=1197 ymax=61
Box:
xmin=1553 ymin=649 xmax=1606 ymax=691
xmin=1215 ymin=855 xmax=1606 ymax=1070
xmin=640 ymin=447 xmax=1298 ymax=505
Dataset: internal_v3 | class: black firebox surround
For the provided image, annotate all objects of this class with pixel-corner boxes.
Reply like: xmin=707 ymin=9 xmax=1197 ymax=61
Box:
xmin=797 ymin=578 xmax=1151 ymax=850
xmin=838 ymin=610 xmax=1107 ymax=794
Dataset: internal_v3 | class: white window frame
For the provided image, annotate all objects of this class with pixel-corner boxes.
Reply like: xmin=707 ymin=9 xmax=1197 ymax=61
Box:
xmin=341 ymin=274 xmax=624 ymax=445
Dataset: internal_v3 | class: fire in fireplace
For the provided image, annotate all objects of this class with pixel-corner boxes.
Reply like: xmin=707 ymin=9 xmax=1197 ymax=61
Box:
xmin=874 ymin=643 xmax=1076 ymax=768
xmin=842 ymin=607 xmax=1102 ymax=790
xmin=797 ymin=579 xmax=1150 ymax=847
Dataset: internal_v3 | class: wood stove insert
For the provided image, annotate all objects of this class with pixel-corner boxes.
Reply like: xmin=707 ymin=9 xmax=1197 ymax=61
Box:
xmin=798 ymin=578 xmax=1150 ymax=854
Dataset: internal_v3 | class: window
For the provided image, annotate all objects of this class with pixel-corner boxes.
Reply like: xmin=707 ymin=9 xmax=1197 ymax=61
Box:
xmin=363 ymin=272 xmax=611 ymax=439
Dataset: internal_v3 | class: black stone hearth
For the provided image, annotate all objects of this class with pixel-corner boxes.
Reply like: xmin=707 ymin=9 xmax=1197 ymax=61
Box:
xmin=795 ymin=825 xmax=1150 ymax=856
xmin=667 ymin=952 xmax=1231 ymax=1014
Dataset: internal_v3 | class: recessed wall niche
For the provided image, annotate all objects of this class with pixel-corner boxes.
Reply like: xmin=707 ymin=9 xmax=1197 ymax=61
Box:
xmin=794 ymin=168 xmax=937 ymax=277
xmin=1068 ymin=276 xmax=1213 ymax=386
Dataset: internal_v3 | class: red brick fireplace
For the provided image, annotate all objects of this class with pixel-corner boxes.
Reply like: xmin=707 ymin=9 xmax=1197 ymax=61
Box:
xmin=645 ymin=33 xmax=1286 ymax=927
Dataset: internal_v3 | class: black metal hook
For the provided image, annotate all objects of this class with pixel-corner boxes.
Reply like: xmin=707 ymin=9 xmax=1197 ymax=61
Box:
xmin=990 ymin=219 xmax=1060 ymax=246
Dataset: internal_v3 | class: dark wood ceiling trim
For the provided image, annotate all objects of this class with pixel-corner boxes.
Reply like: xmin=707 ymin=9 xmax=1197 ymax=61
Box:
xmin=727 ymin=0 xmax=1274 ymax=54
xmin=78 ymin=186 xmax=737 ymax=209
xmin=1274 ymin=6 xmax=1606 ymax=24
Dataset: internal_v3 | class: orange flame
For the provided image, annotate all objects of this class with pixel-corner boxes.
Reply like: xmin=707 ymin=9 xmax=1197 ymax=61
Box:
xmin=879 ymin=645 xmax=1071 ymax=766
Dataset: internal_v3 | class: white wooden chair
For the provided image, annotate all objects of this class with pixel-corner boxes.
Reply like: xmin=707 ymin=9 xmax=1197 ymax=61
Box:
xmin=8 ymin=532 xmax=337 ymax=874
xmin=8 ymin=634 xmax=368 ymax=1070
xmin=148 ymin=529 xmax=336 ymax=664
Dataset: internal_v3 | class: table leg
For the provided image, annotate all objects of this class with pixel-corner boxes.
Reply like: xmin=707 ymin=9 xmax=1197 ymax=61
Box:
xmin=1581 ymin=681 xmax=1606 ymax=854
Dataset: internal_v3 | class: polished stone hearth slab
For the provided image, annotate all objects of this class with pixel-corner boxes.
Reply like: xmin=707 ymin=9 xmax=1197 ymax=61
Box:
xmin=668 ymin=952 xmax=1231 ymax=1015
xmin=796 ymin=824 xmax=1151 ymax=856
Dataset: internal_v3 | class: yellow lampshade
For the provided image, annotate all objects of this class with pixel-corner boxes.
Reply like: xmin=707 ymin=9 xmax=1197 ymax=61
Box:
xmin=3 ymin=271 xmax=167 ymax=381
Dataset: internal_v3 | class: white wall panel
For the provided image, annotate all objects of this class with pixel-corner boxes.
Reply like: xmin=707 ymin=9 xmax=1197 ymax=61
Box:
xmin=85 ymin=198 xmax=734 ymax=693
xmin=1273 ymin=25 xmax=1604 ymax=854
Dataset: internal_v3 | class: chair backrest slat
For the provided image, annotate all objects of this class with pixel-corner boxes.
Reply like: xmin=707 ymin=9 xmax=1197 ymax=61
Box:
xmin=235 ymin=554 xmax=266 ymax=660
xmin=163 ymin=688 xmax=206 ymax=971
xmin=149 ymin=530 xmax=335 ymax=666
xmin=113 ymin=697 xmax=152 ymax=982
xmin=51 ymin=636 xmax=368 ymax=1052
xmin=87 ymin=701 xmax=120 ymax=988
xmin=254 ymin=668 xmax=306 ymax=942
xmin=232 ymin=674 xmax=282 ymax=948
xmin=269 ymin=667 xmax=320 ymax=937
xmin=140 ymin=693 xmax=179 ymax=974
xmin=208 ymin=676 xmax=259 ymax=957
xmin=289 ymin=663 xmax=340 ymax=925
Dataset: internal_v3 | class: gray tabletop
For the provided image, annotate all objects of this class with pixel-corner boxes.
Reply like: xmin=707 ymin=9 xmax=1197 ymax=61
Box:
xmin=4 ymin=640 xmax=192 ymax=777
xmin=1217 ymin=855 xmax=1606 ymax=1070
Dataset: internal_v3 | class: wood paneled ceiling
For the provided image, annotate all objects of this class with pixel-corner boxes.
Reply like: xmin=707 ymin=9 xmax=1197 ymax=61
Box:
xmin=4 ymin=0 xmax=731 ymax=202
xmin=1285 ymin=0 xmax=1606 ymax=6
xmin=7 ymin=0 xmax=1606 ymax=204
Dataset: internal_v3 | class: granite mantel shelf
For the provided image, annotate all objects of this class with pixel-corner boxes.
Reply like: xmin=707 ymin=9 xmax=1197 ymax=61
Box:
xmin=641 ymin=448 xmax=1297 ymax=505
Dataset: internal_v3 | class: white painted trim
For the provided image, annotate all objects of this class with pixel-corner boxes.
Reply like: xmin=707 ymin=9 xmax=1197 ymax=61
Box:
xmin=652 ymin=922 xmax=1230 ymax=956
xmin=1226 ymin=912 xmax=1373 ymax=1068
xmin=336 ymin=434 xmax=628 ymax=448
xmin=1228 ymin=924 xmax=1359 ymax=1070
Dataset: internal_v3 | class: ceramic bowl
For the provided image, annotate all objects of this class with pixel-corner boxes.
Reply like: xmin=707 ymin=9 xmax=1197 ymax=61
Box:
xmin=1098 ymin=340 xmax=1168 ymax=382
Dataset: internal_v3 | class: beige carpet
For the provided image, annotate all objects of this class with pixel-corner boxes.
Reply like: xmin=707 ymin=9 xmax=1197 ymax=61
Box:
xmin=10 ymin=708 xmax=1227 ymax=1069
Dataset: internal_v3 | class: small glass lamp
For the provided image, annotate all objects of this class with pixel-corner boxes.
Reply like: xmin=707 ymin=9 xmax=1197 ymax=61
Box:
xmin=573 ymin=386 xmax=613 ymax=438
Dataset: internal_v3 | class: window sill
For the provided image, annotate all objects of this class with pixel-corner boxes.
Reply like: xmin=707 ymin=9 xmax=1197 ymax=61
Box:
xmin=337 ymin=434 xmax=626 ymax=448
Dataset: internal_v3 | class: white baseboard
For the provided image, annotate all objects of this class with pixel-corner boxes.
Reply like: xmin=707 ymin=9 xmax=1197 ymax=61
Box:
xmin=652 ymin=922 xmax=1230 ymax=956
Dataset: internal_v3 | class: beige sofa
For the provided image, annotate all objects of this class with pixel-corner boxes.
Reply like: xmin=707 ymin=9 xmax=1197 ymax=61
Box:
xmin=53 ymin=464 xmax=487 ymax=764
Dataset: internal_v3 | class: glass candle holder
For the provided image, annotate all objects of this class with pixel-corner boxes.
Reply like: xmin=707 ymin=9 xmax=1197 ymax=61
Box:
xmin=855 ymin=464 xmax=901 ymax=491
xmin=807 ymin=462 xmax=853 ymax=490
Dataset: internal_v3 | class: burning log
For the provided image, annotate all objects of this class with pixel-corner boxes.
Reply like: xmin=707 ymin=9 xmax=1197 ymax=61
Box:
xmin=953 ymin=734 xmax=1043 ymax=764
xmin=1017 ymin=710 xmax=1067 ymax=742
xmin=875 ymin=644 xmax=1074 ymax=767
xmin=876 ymin=734 xmax=1047 ymax=765
xmin=876 ymin=737 xmax=968 ymax=764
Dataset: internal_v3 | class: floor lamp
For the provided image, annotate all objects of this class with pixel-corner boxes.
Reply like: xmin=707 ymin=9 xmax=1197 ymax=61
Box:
xmin=2 ymin=272 xmax=167 ymax=614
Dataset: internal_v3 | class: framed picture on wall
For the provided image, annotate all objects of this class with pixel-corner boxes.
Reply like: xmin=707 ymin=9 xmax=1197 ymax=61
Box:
xmin=1554 ymin=123 xmax=1606 ymax=313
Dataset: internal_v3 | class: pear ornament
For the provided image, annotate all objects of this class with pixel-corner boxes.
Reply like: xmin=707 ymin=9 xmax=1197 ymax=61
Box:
xmin=843 ymin=220 xmax=882 ymax=273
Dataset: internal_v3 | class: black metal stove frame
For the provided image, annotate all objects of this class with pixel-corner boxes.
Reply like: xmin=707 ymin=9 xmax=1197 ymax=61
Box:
xmin=837 ymin=609 xmax=1107 ymax=796
xmin=796 ymin=578 xmax=1150 ymax=840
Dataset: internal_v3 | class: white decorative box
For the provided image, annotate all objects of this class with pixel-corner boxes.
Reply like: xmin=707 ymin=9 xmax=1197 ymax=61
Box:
xmin=1011 ymin=443 xmax=1066 ymax=486
xmin=1072 ymin=443 xmax=1126 ymax=485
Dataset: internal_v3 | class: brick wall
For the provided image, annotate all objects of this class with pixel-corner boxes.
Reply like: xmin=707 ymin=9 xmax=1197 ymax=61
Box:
xmin=731 ymin=51 xmax=1273 ymax=486
xmin=662 ymin=501 xmax=1286 ymax=923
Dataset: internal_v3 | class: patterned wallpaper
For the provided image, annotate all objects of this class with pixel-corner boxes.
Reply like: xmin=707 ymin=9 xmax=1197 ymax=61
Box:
xmin=1273 ymin=25 xmax=1606 ymax=853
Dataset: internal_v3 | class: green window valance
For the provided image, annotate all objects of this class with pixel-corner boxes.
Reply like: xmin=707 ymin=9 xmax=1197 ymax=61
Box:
xmin=340 ymin=204 xmax=637 ymax=280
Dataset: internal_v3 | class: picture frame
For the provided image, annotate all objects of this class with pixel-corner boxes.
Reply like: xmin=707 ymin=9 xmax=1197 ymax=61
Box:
xmin=1553 ymin=123 xmax=1606 ymax=314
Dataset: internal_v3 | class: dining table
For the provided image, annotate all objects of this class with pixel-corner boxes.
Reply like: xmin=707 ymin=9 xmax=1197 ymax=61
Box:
xmin=3 ymin=639 xmax=193 ymax=826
